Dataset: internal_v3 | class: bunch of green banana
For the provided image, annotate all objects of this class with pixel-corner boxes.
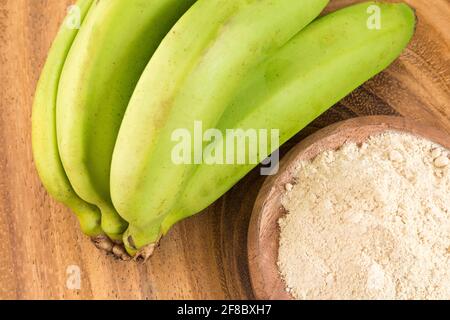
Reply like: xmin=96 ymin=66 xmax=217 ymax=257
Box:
xmin=112 ymin=1 xmax=415 ymax=259
xmin=33 ymin=0 xmax=415 ymax=261
xmin=111 ymin=0 xmax=331 ymax=257
xmin=32 ymin=0 xmax=103 ymax=239
xmin=56 ymin=0 xmax=196 ymax=243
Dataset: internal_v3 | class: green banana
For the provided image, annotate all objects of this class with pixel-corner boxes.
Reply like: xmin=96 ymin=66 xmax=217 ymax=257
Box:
xmin=32 ymin=0 xmax=103 ymax=237
xmin=111 ymin=0 xmax=330 ymax=256
xmin=164 ymin=1 xmax=416 ymax=229
xmin=56 ymin=0 xmax=196 ymax=241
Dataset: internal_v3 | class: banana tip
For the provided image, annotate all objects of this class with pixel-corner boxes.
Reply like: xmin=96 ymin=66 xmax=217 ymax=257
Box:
xmin=134 ymin=242 xmax=161 ymax=263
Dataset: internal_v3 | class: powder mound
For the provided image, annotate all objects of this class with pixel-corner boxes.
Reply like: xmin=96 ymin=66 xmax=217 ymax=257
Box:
xmin=278 ymin=131 xmax=450 ymax=300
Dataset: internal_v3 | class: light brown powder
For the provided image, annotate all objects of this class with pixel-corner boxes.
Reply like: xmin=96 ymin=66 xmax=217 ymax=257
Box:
xmin=278 ymin=131 xmax=450 ymax=300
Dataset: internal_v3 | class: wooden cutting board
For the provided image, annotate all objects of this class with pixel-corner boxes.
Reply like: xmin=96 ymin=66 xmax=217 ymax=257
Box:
xmin=0 ymin=0 xmax=448 ymax=299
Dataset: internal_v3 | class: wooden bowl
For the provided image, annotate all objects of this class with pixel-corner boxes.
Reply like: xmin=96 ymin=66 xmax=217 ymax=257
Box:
xmin=247 ymin=115 xmax=450 ymax=300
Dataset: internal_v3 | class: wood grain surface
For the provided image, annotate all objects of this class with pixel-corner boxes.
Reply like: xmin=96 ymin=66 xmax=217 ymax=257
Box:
xmin=0 ymin=0 xmax=448 ymax=299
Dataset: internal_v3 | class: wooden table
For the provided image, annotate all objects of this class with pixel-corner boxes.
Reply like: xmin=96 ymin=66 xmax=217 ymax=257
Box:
xmin=0 ymin=0 xmax=448 ymax=299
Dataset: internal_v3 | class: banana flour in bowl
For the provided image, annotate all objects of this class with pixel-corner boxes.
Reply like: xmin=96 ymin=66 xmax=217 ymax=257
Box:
xmin=278 ymin=130 xmax=450 ymax=300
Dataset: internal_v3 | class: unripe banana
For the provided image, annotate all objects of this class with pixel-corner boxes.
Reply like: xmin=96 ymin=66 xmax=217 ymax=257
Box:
xmin=164 ymin=1 xmax=416 ymax=230
xmin=32 ymin=0 xmax=102 ymax=237
xmin=111 ymin=0 xmax=330 ymax=256
xmin=56 ymin=0 xmax=196 ymax=241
